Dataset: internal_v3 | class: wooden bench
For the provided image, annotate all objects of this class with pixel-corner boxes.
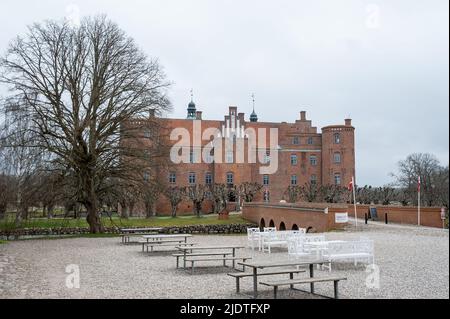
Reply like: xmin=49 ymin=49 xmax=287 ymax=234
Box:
xmin=185 ymin=257 xmax=252 ymax=274
xmin=173 ymin=252 xmax=233 ymax=269
xmin=227 ymin=269 xmax=306 ymax=293
xmin=142 ymin=242 xmax=195 ymax=252
xmin=259 ymin=276 xmax=347 ymax=299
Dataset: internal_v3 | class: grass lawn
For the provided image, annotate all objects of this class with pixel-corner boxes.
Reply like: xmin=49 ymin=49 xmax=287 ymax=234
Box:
xmin=0 ymin=213 xmax=250 ymax=230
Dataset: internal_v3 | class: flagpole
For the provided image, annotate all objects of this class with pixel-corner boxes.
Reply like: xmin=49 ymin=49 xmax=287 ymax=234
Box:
xmin=352 ymin=176 xmax=357 ymax=228
xmin=418 ymin=178 xmax=421 ymax=226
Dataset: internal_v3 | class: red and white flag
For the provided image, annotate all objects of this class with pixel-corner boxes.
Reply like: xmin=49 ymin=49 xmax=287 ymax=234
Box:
xmin=348 ymin=177 xmax=354 ymax=192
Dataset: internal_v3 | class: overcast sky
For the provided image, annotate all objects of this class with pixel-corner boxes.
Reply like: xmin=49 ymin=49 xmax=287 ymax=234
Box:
xmin=0 ymin=0 xmax=448 ymax=186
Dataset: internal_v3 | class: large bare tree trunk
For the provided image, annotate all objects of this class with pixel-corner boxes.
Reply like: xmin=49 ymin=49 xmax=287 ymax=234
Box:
xmin=121 ymin=206 xmax=129 ymax=219
xmin=85 ymin=201 xmax=103 ymax=233
xmin=171 ymin=206 xmax=177 ymax=218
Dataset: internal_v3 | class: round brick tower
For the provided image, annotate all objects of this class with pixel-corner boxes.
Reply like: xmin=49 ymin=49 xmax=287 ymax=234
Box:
xmin=321 ymin=118 xmax=355 ymax=186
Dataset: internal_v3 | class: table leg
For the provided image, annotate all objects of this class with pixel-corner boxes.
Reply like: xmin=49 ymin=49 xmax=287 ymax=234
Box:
xmin=232 ymin=248 xmax=236 ymax=269
xmin=253 ymin=268 xmax=258 ymax=299
xmin=309 ymin=264 xmax=314 ymax=294
xmin=183 ymin=250 xmax=187 ymax=268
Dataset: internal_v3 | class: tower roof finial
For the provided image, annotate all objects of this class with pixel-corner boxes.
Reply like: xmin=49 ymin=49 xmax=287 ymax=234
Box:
xmin=250 ymin=93 xmax=258 ymax=122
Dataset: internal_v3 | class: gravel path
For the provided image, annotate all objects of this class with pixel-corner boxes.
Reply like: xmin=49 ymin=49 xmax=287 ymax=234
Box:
xmin=0 ymin=224 xmax=448 ymax=299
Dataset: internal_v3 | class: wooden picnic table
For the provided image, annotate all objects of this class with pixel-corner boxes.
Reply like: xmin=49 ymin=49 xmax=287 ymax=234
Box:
xmin=176 ymin=245 xmax=245 ymax=269
xmin=238 ymin=259 xmax=327 ymax=299
xmin=120 ymin=228 xmax=163 ymax=243
xmin=141 ymin=234 xmax=194 ymax=252
xmin=120 ymin=227 xmax=163 ymax=233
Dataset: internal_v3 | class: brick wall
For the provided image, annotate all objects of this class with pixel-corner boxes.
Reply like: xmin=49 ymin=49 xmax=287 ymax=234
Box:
xmin=242 ymin=202 xmax=348 ymax=232
xmin=351 ymin=204 xmax=445 ymax=228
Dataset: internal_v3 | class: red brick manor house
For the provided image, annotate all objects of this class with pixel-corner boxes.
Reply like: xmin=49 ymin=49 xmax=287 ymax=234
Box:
xmin=128 ymin=98 xmax=356 ymax=215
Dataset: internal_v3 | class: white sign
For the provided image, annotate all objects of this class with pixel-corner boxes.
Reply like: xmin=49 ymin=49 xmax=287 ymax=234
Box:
xmin=441 ymin=208 xmax=446 ymax=220
xmin=335 ymin=212 xmax=349 ymax=224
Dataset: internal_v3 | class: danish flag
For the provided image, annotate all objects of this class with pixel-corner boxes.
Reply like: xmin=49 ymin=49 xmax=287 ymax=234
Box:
xmin=348 ymin=176 xmax=354 ymax=192
xmin=418 ymin=176 xmax=421 ymax=193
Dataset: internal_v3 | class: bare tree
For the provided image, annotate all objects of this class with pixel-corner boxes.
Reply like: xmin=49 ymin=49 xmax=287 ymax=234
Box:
xmin=187 ymin=184 xmax=207 ymax=217
xmin=299 ymin=182 xmax=320 ymax=202
xmin=0 ymin=16 xmax=170 ymax=232
xmin=284 ymin=185 xmax=301 ymax=203
xmin=0 ymin=99 xmax=45 ymax=226
xmin=164 ymin=186 xmax=186 ymax=218
xmin=210 ymin=184 xmax=229 ymax=213
xmin=237 ymin=182 xmax=263 ymax=204
xmin=141 ymin=181 xmax=162 ymax=218
xmin=393 ymin=153 xmax=448 ymax=207
xmin=319 ymin=185 xmax=348 ymax=203
xmin=0 ymin=174 xmax=14 ymax=219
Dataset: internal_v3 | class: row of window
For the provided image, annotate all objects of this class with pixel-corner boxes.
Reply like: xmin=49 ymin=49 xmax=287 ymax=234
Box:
xmin=292 ymin=136 xmax=315 ymax=145
xmin=187 ymin=150 xmax=341 ymax=165
xmin=166 ymin=172 xmax=342 ymax=186
xmin=289 ymin=153 xmax=341 ymax=165
xmin=169 ymin=172 xmax=233 ymax=185
xmin=291 ymin=133 xmax=341 ymax=145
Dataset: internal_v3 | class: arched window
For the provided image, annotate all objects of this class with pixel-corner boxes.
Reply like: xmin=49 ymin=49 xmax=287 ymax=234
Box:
xmin=334 ymin=133 xmax=341 ymax=144
xmin=279 ymin=222 xmax=286 ymax=231
xmin=292 ymin=224 xmax=299 ymax=230
xmin=269 ymin=220 xmax=275 ymax=227
xmin=334 ymin=152 xmax=341 ymax=163
xmin=260 ymin=218 xmax=266 ymax=230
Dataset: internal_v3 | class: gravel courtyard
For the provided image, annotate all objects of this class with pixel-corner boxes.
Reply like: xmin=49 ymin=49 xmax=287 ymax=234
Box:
xmin=0 ymin=223 xmax=448 ymax=299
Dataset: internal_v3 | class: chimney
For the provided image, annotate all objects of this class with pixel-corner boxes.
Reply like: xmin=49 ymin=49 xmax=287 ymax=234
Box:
xmin=300 ymin=111 xmax=306 ymax=121
xmin=345 ymin=118 xmax=352 ymax=126
xmin=196 ymin=111 xmax=203 ymax=120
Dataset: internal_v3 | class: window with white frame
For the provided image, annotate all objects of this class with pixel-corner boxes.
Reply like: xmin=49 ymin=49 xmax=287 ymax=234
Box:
xmin=310 ymin=155 xmax=317 ymax=166
xmin=293 ymin=136 xmax=300 ymax=145
xmin=291 ymin=154 xmax=298 ymax=165
xmin=334 ymin=173 xmax=341 ymax=185
xmin=263 ymin=175 xmax=269 ymax=185
xmin=291 ymin=175 xmax=298 ymax=185
xmin=226 ymin=172 xmax=234 ymax=185
xmin=307 ymin=137 xmax=314 ymax=145
xmin=169 ymin=172 xmax=176 ymax=184
xmin=310 ymin=175 xmax=317 ymax=185
xmin=188 ymin=172 xmax=196 ymax=184
xmin=205 ymin=173 xmax=213 ymax=185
